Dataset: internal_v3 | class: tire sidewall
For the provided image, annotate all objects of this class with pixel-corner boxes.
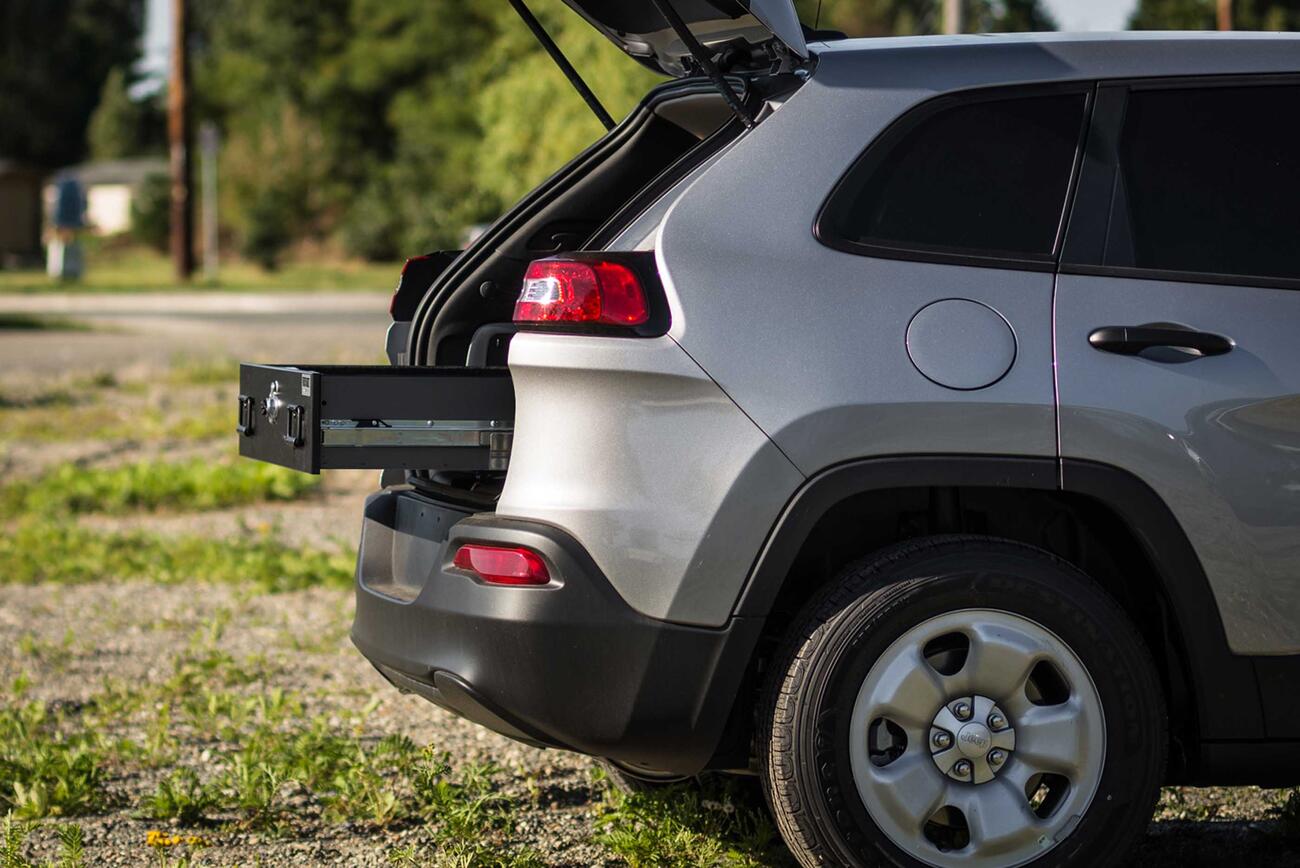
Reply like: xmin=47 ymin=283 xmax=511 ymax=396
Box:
xmin=792 ymin=546 xmax=1164 ymax=868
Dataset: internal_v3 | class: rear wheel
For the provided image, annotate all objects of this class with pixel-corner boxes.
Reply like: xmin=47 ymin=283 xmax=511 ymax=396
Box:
xmin=759 ymin=536 xmax=1165 ymax=867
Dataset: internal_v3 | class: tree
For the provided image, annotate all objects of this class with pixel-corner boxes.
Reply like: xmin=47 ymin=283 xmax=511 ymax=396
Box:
xmin=1130 ymin=0 xmax=1300 ymax=29
xmin=87 ymin=66 xmax=165 ymax=159
xmin=0 ymin=0 xmax=144 ymax=167
xmin=793 ymin=0 xmax=1056 ymax=36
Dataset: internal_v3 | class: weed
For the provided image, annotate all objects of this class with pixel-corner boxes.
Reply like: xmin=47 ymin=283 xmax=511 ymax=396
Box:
xmin=0 ymin=457 xmax=319 ymax=518
xmin=0 ymin=816 xmax=86 ymax=868
xmin=1277 ymin=788 xmax=1300 ymax=839
xmin=0 ymin=520 xmax=354 ymax=592
xmin=139 ymin=769 xmax=220 ymax=825
xmin=596 ymin=777 xmax=788 ymax=868
xmin=52 ymin=824 xmax=85 ymax=868
xmin=0 ymin=703 xmax=104 ymax=819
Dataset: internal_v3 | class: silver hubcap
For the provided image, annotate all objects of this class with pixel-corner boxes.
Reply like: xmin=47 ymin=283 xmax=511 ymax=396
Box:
xmin=848 ymin=609 xmax=1105 ymax=868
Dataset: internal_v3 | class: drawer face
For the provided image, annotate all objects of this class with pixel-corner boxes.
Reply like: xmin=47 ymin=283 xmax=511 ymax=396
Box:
xmin=237 ymin=364 xmax=514 ymax=474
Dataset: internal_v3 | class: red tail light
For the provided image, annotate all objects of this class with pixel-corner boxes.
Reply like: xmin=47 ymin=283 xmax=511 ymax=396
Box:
xmin=514 ymin=258 xmax=649 ymax=326
xmin=452 ymin=544 xmax=550 ymax=586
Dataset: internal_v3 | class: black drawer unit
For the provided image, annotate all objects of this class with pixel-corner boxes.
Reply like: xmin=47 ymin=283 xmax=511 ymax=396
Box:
xmin=237 ymin=364 xmax=514 ymax=474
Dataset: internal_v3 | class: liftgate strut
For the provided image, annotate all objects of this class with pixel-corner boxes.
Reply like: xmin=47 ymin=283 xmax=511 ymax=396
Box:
xmin=508 ymin=0 xmax=758 ymax=132
xmin=647 ymin=0 xmax=757 ymax=129
xmin=506 ymin=0 xmax=616 ymax=131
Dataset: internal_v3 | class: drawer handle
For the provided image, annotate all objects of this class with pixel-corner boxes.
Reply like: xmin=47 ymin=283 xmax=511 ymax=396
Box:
xmin=236 ymin=395 xmax=256 ymax=436
xmin=283 ymin=405 xmax=305 ymax=447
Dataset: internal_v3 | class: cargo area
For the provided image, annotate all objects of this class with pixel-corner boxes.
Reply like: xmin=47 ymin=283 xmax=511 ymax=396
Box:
xmin=234 ymin=80 xmax=772 ymax=506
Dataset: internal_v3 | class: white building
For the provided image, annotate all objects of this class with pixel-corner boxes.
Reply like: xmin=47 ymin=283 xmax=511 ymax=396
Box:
xmin=45 ymin=157 xmax=168 ymax=236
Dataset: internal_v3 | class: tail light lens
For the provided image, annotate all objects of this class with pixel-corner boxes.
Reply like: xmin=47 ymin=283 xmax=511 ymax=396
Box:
xmin=452 ymin=544 xmax=550 ymax=586
xmin=514 ymin=258 xmax=650 ymax=327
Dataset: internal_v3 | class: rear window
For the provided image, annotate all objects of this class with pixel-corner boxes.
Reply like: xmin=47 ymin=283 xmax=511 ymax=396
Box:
xmin=819 ymin=90 xmax=1087 ymax=265
xmin=1106 ymin=84 xmax=1300 ymax=282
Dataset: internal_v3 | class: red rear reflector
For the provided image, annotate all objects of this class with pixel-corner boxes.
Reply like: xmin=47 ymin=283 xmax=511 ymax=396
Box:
xmin=452 ymin=544 xmax=550 ymax=586
xmin=514 ymin=259 xmax=649 ymax=326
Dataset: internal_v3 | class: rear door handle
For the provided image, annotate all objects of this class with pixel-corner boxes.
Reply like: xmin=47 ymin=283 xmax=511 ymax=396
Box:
xmin=1088 ymin=325 xmax=1233 ymax=358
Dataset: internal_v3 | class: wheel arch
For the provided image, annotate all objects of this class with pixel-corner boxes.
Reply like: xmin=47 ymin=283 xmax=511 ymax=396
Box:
xmin=721 ymin=455 xmax=1264 ymax=779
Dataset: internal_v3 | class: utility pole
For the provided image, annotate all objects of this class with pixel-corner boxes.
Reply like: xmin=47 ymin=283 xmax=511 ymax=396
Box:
xmin=1217 ymin=0 xmax=1233 ymax=30
xmin=168 ymin=0 xmax=195 ymax=281
xmin=943 ymin=0 xmax=963 ymax=35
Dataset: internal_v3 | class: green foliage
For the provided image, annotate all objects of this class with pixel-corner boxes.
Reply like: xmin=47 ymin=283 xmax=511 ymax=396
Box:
xmin=793 ymin=0 xmax=1055 ymax=36
xmin=0 ymin=817 xmax=86 ymax=868
xmin=0 ymin=520 xmax=354 ymax=592
xmin=222 ymin=104 xmax=331 ymax=269
xmin=1130 ymin=0 xmax=1300 ymax=29
xmin=139 ymin=769 xmax=220 ymax=825
xmin=0 ymin=703 xmax=103 ymax=819
xmin=596 ymin=778 xmax=789 ymax=868
xmin=194 ymin=0 xmax=656 ymax=260
xmin=87 ymin=66 xmax=164 ymax=161
xmin=130 ymin=174 xmax=172 ymax=253
xmin=0 ymin=457 xmax=319 ymax=518
xmin=0 ymin=0 xmax=144 ymax=168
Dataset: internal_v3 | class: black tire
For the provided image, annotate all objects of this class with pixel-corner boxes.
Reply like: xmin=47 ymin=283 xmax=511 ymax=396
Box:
xmin=758 ymin=535 xmax=1166 ymax=868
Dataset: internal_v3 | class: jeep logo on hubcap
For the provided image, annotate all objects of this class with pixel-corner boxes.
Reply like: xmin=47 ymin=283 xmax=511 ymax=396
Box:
xmin=957 ymin=723 xmax=991 ymax=756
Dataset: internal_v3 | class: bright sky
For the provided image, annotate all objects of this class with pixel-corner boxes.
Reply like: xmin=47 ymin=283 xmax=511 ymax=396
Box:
xmin=139 ymin=0 xmax=1140 ymax=83
xmin=1042 ymin=0 xmax=1136 ymax=30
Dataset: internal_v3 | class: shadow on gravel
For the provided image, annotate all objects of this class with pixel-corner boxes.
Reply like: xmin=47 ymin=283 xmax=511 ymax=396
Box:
xmin=1132 ymin=821 xmax=1298 ymax=866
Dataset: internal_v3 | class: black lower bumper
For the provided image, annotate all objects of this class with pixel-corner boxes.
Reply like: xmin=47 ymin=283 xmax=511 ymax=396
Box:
xmin=350 ymin=489 xmax=760 ymax=776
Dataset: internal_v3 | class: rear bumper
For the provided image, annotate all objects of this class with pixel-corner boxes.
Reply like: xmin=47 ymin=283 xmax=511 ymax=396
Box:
xmin=350 ymin=488 xmax=760 ymax=775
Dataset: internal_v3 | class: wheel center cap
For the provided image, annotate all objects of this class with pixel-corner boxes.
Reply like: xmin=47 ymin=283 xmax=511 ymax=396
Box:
xmin=929 ymin=694 xmax=1017 ymax=784
xmin=956 ymin=723 xmax=991 ymax=757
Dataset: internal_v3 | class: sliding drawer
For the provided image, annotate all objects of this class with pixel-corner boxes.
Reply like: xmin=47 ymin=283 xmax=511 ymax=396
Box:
xmin=237 ymin=364 xmax=513 ymax=474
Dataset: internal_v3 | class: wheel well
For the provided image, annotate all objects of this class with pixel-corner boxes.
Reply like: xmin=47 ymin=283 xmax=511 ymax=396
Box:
xmin=749 ymin=485 xmax=1197 ymax=779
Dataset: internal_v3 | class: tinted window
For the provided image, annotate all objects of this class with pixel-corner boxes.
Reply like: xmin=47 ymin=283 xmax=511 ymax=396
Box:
xmin=1108 ymin=85 xmax=1300 ymax=282
xmin=822 ymin=92 xmax=1087 ymax=260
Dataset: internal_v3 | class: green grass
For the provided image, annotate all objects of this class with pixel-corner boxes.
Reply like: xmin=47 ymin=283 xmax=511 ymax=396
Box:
xmin=0 ymin=520 xmax=354 ymax=592
xmin=166 ymin=355 xmax=238 ymax=387
xmin=2 ymin=639 xmax=539 ymax=860
xmin=0 ymin=703 xmax=104 ymax=820
xmin=0 ymin=244 xmax=400 ymax=293
xmin=0 ymin=396 xmax=234 ymax=443
xmin=596 ymin=777 xmax=790 ymax=868
xmin=0 ymin=457 xmax=320 ymax=518
xmin=0 ymin=313 xmax=92 ymax=332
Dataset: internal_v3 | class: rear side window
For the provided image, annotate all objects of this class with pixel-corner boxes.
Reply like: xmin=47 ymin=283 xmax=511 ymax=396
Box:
xmin=1106 ymin=84 xmax=1300 ymax=282
xmin=819 ymin=90 xmax=1088 ymax=265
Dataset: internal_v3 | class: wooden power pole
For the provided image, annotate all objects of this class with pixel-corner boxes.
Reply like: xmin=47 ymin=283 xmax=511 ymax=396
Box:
xmin=943 ymin=0 xmax=963 ymax=35
xmin=1218 ymin=0 xmax=1233 ymax=30
xmin=168 ymin=0 xmax=195 ymax=281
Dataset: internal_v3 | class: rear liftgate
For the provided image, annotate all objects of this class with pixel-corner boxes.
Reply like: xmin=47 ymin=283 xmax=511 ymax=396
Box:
xmin=237 ymin=365 xmax=513 ymax=474
xmin=237 ymin=0 xmax=806 ymax=477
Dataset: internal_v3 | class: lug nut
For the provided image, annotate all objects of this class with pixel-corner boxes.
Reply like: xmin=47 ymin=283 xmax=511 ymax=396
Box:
xmin=953 ymin=701 xmax=972 ymax=720
xmin=989 ymin=749 xmax=1007 ymax=765
xmin=932 ymin=731 xmax=952 ymax=750
xmin=953 ymin=759 xmax=973 ymax=777
xmin=989 ymin=712 xmax=1006 ymax=730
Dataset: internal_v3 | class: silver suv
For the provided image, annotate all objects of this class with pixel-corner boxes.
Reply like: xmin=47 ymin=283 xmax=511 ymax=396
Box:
xmin=238 ymin=6 xmax=1300 ymax=866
